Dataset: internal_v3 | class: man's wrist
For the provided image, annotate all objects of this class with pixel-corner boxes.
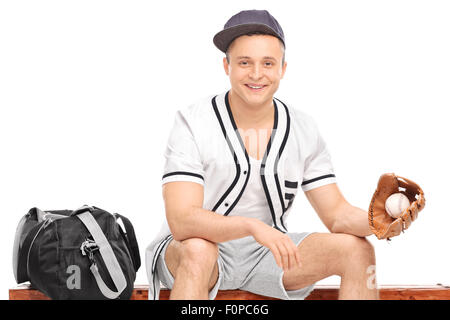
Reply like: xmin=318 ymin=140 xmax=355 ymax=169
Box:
xmin=243 ymin=217 xmax=261 ymax=237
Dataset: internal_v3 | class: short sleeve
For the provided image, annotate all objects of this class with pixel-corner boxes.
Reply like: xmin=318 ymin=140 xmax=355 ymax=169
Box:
xmin=301 ymin=120 xmax=337 ymax=192
xmin=161 ymin=110 xmax=205 ymax=186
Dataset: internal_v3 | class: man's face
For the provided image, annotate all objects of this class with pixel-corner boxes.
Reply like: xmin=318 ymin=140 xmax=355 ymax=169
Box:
xmin=223 ymin=34 xmax=287 ymax=107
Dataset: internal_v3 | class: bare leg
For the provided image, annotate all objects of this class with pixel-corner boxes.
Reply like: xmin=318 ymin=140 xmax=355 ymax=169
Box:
xmin=282 ymin=233 xmax=379 ymax=300
xmin=163 ymin=237 xmax=219 ymax=300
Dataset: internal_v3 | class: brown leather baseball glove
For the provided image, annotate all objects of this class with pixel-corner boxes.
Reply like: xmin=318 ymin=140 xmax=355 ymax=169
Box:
xmin=369 ymin=173 xmax=425 ymax=240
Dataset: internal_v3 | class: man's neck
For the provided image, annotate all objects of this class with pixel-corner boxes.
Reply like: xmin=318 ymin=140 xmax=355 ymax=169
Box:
xmin=228 ymin=89 xmax=274 ymax=129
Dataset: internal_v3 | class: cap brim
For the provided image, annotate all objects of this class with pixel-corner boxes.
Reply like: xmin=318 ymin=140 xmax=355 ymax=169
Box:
xmin=213 ymin=23 xmax=283 ymax=53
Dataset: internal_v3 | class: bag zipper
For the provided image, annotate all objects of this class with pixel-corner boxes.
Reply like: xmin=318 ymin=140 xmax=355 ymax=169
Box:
xmin=26 ymin=219 xmax=52 ymax=278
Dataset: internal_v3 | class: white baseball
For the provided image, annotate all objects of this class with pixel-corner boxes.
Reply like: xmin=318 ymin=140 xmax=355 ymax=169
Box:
xmin=385 ymin=193 xmax=410 ymax=219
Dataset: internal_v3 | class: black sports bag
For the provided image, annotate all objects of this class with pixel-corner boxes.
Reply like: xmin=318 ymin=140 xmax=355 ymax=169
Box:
xmin=13 ymin=205 xmax=140 ymax=300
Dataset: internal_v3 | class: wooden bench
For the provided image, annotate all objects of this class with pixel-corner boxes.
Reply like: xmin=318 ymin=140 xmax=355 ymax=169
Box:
xmin=9 ymin=284 xmax=450 ymax=300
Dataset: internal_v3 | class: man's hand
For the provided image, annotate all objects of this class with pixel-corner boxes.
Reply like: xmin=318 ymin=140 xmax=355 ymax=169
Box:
xmin=249 ymin=219 xmax=301 ymax=271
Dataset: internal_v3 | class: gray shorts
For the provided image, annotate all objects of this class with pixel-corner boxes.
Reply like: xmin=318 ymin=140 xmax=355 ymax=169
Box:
xmin=155 ymin=232 xmax=316 ymax=300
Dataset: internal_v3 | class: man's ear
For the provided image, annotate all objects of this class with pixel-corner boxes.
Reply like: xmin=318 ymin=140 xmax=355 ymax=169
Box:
xmin=223 ymin=57 xmax=230 ymax=76
xmin=280 ymin=61 xmax=287 ymax=79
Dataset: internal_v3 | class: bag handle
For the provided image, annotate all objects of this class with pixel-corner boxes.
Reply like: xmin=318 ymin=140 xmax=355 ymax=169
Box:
xmin=76 ymin=211 xmax=127 ymax=299
xmin=71 ymin=205 xmax=94 ymax=216
xmin=114 ymin=213 xmax=141 ymax=271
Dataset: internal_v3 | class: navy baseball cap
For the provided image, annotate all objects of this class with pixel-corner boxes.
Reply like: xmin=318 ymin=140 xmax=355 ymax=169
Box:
xmin=213 ymin=9 xmax=285 ymax=53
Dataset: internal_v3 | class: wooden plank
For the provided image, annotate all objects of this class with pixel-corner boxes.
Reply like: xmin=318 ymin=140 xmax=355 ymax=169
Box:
xmin=380 ymin=287 xmax=450 ymax=300
xmin=9 ymin=285 xmax=51 ymax=300
xmin=9 ymin=284 xmax=450 ymax=300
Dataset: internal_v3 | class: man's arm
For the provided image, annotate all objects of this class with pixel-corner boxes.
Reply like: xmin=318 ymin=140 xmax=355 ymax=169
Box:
xmin=163 ymin=181 xmax=254 ymax=242
xmin=163 ymin=181 xmax=301 ymax=271
xmin=304 ymin=183 xmax=372 ymax=237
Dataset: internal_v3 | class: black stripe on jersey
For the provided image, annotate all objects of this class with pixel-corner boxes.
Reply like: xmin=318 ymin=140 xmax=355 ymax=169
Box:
xmin=211 ymin=94 xmax=242 ymax=214
xmin=285 ymin=193 xmax=295 ymax=200
xmin=302 ymin=174 xmax=336 ymax=186
xmin=162 ymin=171 xmax=204 ymax=180
xmin=284 ymin=180 xmax=298 ymax=188
xmin=222 ymin=91 xmax=251 ymax=216
xmin=260 ymin=102 xmax=282 ymax=232
xmin=274 ymin=98 xmax=291 ymax=231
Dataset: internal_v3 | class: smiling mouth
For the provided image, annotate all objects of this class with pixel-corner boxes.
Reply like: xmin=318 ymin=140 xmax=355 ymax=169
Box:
xmin=244 ymin=84 xmax=267 ymax=91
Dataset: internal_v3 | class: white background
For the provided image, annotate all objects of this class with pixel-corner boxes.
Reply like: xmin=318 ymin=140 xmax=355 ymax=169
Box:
xmin=1 ymin=0 xmax=449 ymax=300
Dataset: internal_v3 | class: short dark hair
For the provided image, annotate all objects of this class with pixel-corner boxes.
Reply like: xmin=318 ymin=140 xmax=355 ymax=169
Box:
xmin=225 ymin=31 xmax=286 ymax=65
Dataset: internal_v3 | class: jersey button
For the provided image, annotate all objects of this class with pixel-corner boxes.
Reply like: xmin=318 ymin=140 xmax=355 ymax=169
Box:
xmin=243 ymin=171 xmax=247 ymax=175
xmin=224 ymin=203 xmax=229 ymax=207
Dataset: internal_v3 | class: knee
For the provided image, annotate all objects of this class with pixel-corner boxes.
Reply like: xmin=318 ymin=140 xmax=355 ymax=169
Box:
xmin=179 ymin=238 xmax=219 ymax=269
xmin=341 ymin=235 xmax=376 ymax=266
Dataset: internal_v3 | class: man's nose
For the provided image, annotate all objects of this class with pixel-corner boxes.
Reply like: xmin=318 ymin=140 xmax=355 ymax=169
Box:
xmin=249 ymin=64 xmax=263 ymax=80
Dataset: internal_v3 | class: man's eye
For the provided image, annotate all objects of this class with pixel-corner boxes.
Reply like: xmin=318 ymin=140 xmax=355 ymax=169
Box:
xmin=239 ymin=61 xmax=249 ymax=65
xmin=264 ymin=62 xmax=273 ymax=66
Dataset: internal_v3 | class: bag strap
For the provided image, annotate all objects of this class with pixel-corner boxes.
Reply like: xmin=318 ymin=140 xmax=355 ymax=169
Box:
xmin=76 ymin=211 xmax=127 ymax=299
xmin=114 ymin=213 xmax=141 ymax=271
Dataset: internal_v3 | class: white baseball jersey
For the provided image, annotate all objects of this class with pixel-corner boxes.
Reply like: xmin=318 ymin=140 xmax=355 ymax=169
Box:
xmin=146 ymin=90 xmax=337 ymax=299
